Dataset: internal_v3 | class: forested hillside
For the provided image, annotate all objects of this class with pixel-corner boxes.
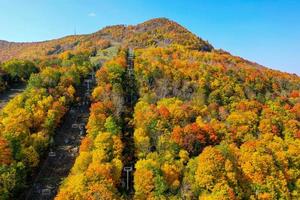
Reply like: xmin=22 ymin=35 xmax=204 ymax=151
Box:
xmin=0 ymin=18 xmax=212 ymax=62
xmin=131 ymin=46 xmax=300 ymax=199
xmin=0 ymin=51 xmax=94 ymax=198
xmin=0 ymin=18 xmax=300 ymax=200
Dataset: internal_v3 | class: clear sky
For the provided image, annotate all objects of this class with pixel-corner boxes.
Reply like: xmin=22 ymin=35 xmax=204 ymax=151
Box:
xmin=0 ymin=0 xmax=299 ymax=74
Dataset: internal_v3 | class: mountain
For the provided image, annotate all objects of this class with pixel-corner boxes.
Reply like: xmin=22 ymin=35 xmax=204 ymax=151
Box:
xmin=0 ymin=18 xmax=213 ymax=62
xmin=1 ymin=17 xmax=300 ymax=200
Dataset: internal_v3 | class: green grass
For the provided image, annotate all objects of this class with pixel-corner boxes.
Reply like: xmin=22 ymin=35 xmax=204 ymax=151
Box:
xmin=90 ymin=45 xmax=120 ymax=66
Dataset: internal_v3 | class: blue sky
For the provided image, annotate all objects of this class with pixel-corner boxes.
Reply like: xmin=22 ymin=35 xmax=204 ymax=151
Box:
xmin=0 ymin=0 xmax=299 ymax=74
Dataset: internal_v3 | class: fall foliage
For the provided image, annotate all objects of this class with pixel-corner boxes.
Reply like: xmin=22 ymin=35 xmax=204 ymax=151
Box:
xmin=56 ymin=51 xmax=126 ymax=199
xmin=0 ymin=52 xmax=92 ymax=199
xmin=131 ymin=45 xmax=300 ymax=199
xmin=0 ymin=18 xmax=299 ymax=199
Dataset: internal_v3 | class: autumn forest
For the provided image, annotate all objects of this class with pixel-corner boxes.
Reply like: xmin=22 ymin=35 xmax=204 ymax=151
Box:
xmin=0 ymin=18 xmax=300 ymax=200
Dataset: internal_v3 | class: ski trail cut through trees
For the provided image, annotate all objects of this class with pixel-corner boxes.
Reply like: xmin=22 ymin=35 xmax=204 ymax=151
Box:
xmin=0 ymin=82 xmax=26 ymax=110
xmin=120 ymin=48 xmax=139 ymax=196
xmin=22 ymin=73 xmax=95 ymax=200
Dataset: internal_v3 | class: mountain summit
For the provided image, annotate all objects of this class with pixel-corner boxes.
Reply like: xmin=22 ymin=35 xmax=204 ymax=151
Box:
xmin=94 ymin=18 xmax=213 ymax=50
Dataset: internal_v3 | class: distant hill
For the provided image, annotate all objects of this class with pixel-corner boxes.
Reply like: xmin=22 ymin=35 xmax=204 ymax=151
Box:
xmin=0 ymin=18 xmax=213 ymax=62
xmin=0 ymin=18 xmax=298 ymax=80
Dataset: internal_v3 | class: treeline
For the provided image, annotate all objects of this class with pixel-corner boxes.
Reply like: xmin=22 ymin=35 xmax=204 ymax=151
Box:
xmin=0 ymin=51 xmax=95 ymax=93
xmin=0 ymin=59 xmax=38 ymax=92
xmin=132 ymin=46 xmax=300 ymax=199
xmin=0 ymin=52 xmax=92 ymax=199
xmin=55 ymin=50 xmax=127 ymax=199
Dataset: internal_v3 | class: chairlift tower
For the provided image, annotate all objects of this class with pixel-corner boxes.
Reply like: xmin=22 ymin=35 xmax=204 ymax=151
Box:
xmin=124 ymin=166 xmax=133 ymax=191
xmin=84 ymin=79 xmax=92 ymax=91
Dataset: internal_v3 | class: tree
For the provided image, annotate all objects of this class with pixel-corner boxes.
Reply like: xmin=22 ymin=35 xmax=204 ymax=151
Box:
xmin=79 ymin=137 xmax=93 ymax=152
xmin=1 ymin=59 xmax=38 ymax=81
xmin=71 ymin=152 xmax=92 ymax=174
xmin=134 ymin=168 xmax=155 ymax=199
xmin=161 ymin=163 xmax=181 ymax=192
xmin=55 ymin=174 xmax=86 ymax=200
xmin=85 ymin=182 xmax=119 ymax=200
xmin=226 ymin=111 xmax=258 ymax=143
xmin=104 ymin=116 xmax=121 ymax=135
xmin=195 ymin=146 xmax=227 ymax=191
xmin=238 ymin=135 xmax=292 ymax=199
xmin=0 ymin=137 xmax=12 ymax=165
